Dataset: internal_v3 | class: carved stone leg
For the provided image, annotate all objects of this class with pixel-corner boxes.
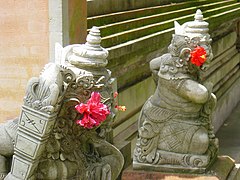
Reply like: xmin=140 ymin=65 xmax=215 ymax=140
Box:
xmin=0 ymin=119 xmax=17 ymax=179
xmin=0 ymin=122 xmax=15 ymax=156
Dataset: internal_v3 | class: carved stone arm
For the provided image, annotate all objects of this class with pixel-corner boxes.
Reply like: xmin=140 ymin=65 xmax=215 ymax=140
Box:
xmin=201 ymin=93 xmax=217 ymax=117
xmin=150 ymin=57 xmax=161 ymax=72
xmin=150 ymin=57 xmax=162 ymax=84
xmin=178 ymin=79 xmax=209 ymax=104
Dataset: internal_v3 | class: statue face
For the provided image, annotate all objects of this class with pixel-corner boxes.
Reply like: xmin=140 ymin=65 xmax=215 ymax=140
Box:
xmin=166 ymin=34 xmax=213 ymax=77
xmin=189 ymin=37 xmax=200 ymax=48
xmin=168 ymin=35 xmax=189 ymax=57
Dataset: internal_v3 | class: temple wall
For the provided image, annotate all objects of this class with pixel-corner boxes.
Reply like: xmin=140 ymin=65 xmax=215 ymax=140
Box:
xmin=0 ymin=0 xmax=49 ymax=123
xmin=68 ymin=0 xmax=87 ymax=44
xmin=87 ymin=0 xmax=186 ymax=16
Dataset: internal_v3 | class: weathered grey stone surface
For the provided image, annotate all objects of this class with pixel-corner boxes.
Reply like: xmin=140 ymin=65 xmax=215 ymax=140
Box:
xmin=87 ymin=0 xmax=240 ymax=171
xmin=0 ymin=118 xmax=17 ymax=179
xmin=1 ymin=27 xmax=124 ymax=180
xmin=216 ymin=102 xmax=240 ymax=179
xmin=123 ymin=156 xmax=235 ymax=180
xmin=133 ymin=10 xmax=219 ymax=173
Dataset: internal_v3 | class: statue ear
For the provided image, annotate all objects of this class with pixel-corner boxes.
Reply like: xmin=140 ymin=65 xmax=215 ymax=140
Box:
xmin=179 ymin=48 xmax=191 ymax=61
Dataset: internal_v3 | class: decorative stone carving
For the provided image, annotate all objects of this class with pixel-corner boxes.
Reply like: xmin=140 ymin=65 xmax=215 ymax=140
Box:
xmin=133 ymin=10 xmax=218 ymax=173
xmin=1 ymin=26 xmax=123 ymax=180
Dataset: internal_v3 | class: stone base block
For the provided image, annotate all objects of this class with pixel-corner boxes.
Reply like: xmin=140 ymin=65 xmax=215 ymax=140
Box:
xmin=122 ymin=156 xmax=235 ymax=180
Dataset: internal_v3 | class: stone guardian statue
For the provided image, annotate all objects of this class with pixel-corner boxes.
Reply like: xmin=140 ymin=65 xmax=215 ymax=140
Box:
xmin=1 ymin=27 xmax=124 ymax=180
xmin=133 ymin=9 xmax=218 ymax=173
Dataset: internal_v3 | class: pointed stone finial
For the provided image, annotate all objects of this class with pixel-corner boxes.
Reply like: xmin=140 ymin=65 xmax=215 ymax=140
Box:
xmin=86 ymin=26 xmax=102 ymax=49
xmin=194 ymin=9 xmax=203 ymax=21
xmin=67 ymin=26 xmax=109 ymax=68
xmin=185 ymin=9 xmax=209 ymax=38
xmin=174 ymin=9 xmax=210 ymax=39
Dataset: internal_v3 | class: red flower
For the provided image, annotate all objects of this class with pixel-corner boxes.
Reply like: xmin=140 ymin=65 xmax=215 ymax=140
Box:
xmin=190 ymin=46 xmax=207 ymax=66
xmin=75 ymin=92 xmax=110 ymax=129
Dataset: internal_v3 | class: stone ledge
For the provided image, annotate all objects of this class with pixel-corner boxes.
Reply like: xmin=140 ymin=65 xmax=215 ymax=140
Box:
xmin=122 ymin=156 xmax=235 ymax=180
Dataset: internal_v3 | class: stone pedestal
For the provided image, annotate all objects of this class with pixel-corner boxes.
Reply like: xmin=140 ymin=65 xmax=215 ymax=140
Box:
xmin=122 ymin=156 xmax=235 ymax=180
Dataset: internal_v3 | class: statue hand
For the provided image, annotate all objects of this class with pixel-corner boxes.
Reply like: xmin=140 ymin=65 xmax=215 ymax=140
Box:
xmin=88 ymin=163 xmax=111 ymax=180
xmin=203 ymin=81 xmax=213 ymax=94
xmin=202 ymin=93 xmax=217 ymax=116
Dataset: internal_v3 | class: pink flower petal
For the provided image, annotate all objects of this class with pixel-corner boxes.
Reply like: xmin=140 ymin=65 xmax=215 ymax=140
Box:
xmin=75 ymin=103 xmax=88 ymax=114
xmin=75 ymin=92 xmax=110 ymax=129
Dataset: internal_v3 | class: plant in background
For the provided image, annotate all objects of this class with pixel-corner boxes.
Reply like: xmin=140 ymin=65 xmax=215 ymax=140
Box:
xmin=113 ymin=92 xmax=126 ymax=112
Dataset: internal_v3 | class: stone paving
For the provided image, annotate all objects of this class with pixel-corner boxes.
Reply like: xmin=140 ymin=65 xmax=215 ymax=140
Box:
xmin=216 ymin=101 xmax=240 ymax=163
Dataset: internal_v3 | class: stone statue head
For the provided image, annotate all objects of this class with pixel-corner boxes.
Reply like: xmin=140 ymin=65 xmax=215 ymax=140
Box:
xmin=174 ymin=9 xmax=213 ymax=71
xmin=161 ymin=9 xmax=214 ymax=79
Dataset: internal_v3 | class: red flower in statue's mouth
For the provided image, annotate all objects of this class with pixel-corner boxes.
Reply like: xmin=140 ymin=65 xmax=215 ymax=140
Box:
xmin=190 ymin=46 xmax=207 ymax=67
xmin=75 ymin=92 xmax=110 ymax=129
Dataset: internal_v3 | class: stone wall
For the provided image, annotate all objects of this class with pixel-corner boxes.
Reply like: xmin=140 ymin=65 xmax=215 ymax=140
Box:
xmin=87 ymin=0 xmax=186 ymax=16
xmin=0 ymin=0 xmax=49 ymax=123
xmin=87 ymin=0 xmax=240 ymax=169
xmin=68 ymin=0 xmax=87 ymax=44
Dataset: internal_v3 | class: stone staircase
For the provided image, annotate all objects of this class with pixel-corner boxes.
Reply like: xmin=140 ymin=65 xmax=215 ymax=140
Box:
xmin=87 ymin=0 xmax=240 ymax=174
xmin=88 ymin=0 xmax=240 ymax=89
xmin=89 ymin=0 xmax=239 ymax=47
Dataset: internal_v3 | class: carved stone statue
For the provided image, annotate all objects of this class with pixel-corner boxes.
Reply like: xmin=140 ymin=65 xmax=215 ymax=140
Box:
xmin=0 ymin=27 xmax=124 ymax=180
xmin=133 ymin=10 xmax=218 ymax=173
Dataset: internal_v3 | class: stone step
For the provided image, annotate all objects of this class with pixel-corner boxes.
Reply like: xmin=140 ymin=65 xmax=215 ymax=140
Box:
xmin=227 ymin=165 xmax=240 ymax=180
xmin=93 ymin=0 xmax=236 ymax=37
xmin=216 ymin=102 xmax=240 ymax=161
xmin=99 ymin=7 xmax=194 ymax=37
xmin=87 ymin=0 xmax=226 ymax=28
xmin=87 ymin=0 xmax=194 ymax=17
xmin=112 ymin=78 xmax=155 ymax=159
xmin=215 ymin=102 xmax=240 ymax=179
xmin=112 ymin=77 xmax=155 ymax=134
xmin=205 ymin=50 xmax=239 ymax=89
xmin=201 ymin=47 xmax=237 ymax=81
xmin=104 ymin=11 xmax=240 ymax=90
xmin=121 ymin=156 xmax=235 ymax=180
xmin=101 ymin=3 xmax=240 ymax=48
xmin=106 ymin=5 xmax=240 ymax=61
xmin=214 ymin=68 xmax=240 ymax=98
